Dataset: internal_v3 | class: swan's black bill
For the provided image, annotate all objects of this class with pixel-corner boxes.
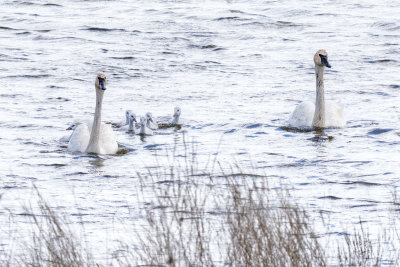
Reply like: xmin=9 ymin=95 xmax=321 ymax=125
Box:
xmin=66 ymin=124 xmax=75 ymax=130
xmin=319 ymin=54 xmax=331 ymax=68
xmin=98 ymin=77 xmax=106 ymax=90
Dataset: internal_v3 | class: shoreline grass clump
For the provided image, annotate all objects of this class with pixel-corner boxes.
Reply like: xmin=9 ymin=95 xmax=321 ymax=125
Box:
xmin=16 ymin=188 xmax=95 ymax=267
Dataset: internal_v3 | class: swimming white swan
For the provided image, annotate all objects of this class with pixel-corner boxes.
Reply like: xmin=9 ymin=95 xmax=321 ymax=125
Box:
xmin=67 ymin=74 xmax=118 ymax=154
xmin=157 ymin=106 xmax=182 ymax=128
xmin=120 ymin=113 xmax=137 ymax=133
xmin=288 ymin=50 xmax=345 ymax=129
xmin=139 ymin=116 xmax=153 ymax=135
xmin=145 ymin=112 xmax=158 ymax=130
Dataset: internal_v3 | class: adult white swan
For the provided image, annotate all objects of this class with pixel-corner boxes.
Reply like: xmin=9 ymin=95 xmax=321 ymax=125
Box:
xmin=67 ymin=74 xmax=118 ymax=154
xmin=288 ymin=50 xmax=345 ymax=129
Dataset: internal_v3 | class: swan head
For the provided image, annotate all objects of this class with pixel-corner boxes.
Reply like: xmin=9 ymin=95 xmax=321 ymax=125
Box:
xmin=129 ymin=113 xmax=137 ymax=123
xmin=314 ymin=50 xmax=331 ymax=68
xmin=173 ymin=107 xmax=181 ymax=117
xmin=145 ymin=112 xmax=154 ymax=123
xmin=125 ymin=110 xmax=132 ymax=118
xmin=139 ymin=116 xmax=146 ymax=126
xmin=95 ymin=74 xmax=107 ymax=90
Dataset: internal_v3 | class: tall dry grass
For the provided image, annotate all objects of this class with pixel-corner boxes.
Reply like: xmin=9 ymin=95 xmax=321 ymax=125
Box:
xmin=1 ymin=142 xmax=399 ymax=266
xmin=1 ymin=187 xmax=95 ymax=267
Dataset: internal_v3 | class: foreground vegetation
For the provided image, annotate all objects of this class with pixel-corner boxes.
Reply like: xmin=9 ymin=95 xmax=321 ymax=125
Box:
xmin=1 ymin=148 xmax=399 ymax=266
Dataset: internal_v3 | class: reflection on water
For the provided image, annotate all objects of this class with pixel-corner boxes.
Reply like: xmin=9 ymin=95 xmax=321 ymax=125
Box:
xmin=89 ymin=157 xmax=106 ymax=168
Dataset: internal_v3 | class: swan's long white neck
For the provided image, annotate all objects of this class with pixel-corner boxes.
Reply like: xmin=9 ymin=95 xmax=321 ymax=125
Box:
xmin=312 ymin=65 xmax=325 ymax=128
xmin=87 ymin=89 xmax=104 ymax=153
xmin=128 ymin=118 xmax=136 ymax=132
xmin=171 ymin=113 xmax=180 ymax=124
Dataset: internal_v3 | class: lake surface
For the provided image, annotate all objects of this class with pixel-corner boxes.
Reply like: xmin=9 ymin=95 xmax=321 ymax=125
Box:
xmin=1 ymin=0 xmax=400 ymax=262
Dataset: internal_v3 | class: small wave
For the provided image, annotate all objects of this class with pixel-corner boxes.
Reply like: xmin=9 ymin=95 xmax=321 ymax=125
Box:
xmin=47 ymin=97 xmax=70 ymax=102
xmin=367 ymin=59 xmax=397 ymax=64
xmin=37 ymin=163 xmax=67 ymax=168
xmin=4 ymin=74 xmax=50 ymax=79
xmin=111 ymin=56 xmax=135 ymax=60
xmin=214 ymin=16 xmax=241 ymax=21
xmin=47 ymin=85 xmax=65 ymax=89
xmin=245 ymin=123 xmax=263 ymax=129
xmin=224 ymin=129 xmax=236 ymax=134
xmin=275 ymin=20 xmax=303 ymax=28
xmin=371 ymin=22 xmax=398 ymax=30
xmin=188 ymin=44 xmax=222 ymax=51
xmin=84 ymin=27 xmax=126 ymax=32
xmin=341 ymin=181 xmax=381 ymax=186
xmin=144 ymin=144 xmax=164 ymax=150
xmin=0 ymin=94 xmax=23 ymax=98
xmin=229 ymin=9 xmax=245 ymax=14
xmin=16 ymin=31 xmax=30 ymax=35
xmin=43 ymin=3 xmax=62 ymax=7
xmin=318 ymin=196 xmax=342 ymax=200
xmin=161 ymin=51 xmax=177 ymax=55
xmin=367 ymin=128 xmax=393 ymax=135
xmin=349 ymin=204 xmax=377 ymax=209
xmin=0 ymin=26 xmax=17 ymax=30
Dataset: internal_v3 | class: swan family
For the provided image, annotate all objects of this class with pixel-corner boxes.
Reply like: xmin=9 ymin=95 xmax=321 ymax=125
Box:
xmin=66 ymin=49 xmax=345 ymax=155
xmin=66 ymin=74 xmax=182 ymax=154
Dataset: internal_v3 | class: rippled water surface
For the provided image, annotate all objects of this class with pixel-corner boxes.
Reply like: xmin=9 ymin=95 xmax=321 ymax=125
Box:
xmin=1 ymin=0 xmax=400 ymax=261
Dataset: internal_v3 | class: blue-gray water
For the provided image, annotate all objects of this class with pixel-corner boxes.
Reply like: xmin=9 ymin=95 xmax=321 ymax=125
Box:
xmin=1 ymin=0 xmax=400 ymax=262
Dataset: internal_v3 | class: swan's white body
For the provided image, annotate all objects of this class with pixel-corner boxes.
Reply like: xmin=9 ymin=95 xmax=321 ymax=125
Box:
xmin=288 ymin=100 xmax=345 ymax=129
xmin=67 ymin=74 xmax=118 ymax=154
xmin=288 ymin=50 xmax=345 ymax=130
xmin=60 ymin=119 xmax=91 ymax=143
xmin=68 ymin=123 xmax=117 ymax=153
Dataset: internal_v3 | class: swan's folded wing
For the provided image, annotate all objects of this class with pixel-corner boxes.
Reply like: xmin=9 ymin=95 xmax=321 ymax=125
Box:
xmin=288 ymin=101 xmax=315 ymax=129
xmin=59 ymin=134 xmax=71 ymax=143
xmin=100 ymin=123 xmax=119 ymax=154
xmin=67 ymin=124 xmax=90 ymax=152
xmin=326 ymin=101 xmax=346 ymax=128
xmin=149 ymin=120 xmax=159 ymax=130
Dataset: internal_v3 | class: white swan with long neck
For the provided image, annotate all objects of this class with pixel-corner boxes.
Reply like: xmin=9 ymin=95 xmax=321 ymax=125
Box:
xmin=67 ymin=74 xmax=118 ymax=154
xmin=288 ymin=50 xmax=345 ymax=129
